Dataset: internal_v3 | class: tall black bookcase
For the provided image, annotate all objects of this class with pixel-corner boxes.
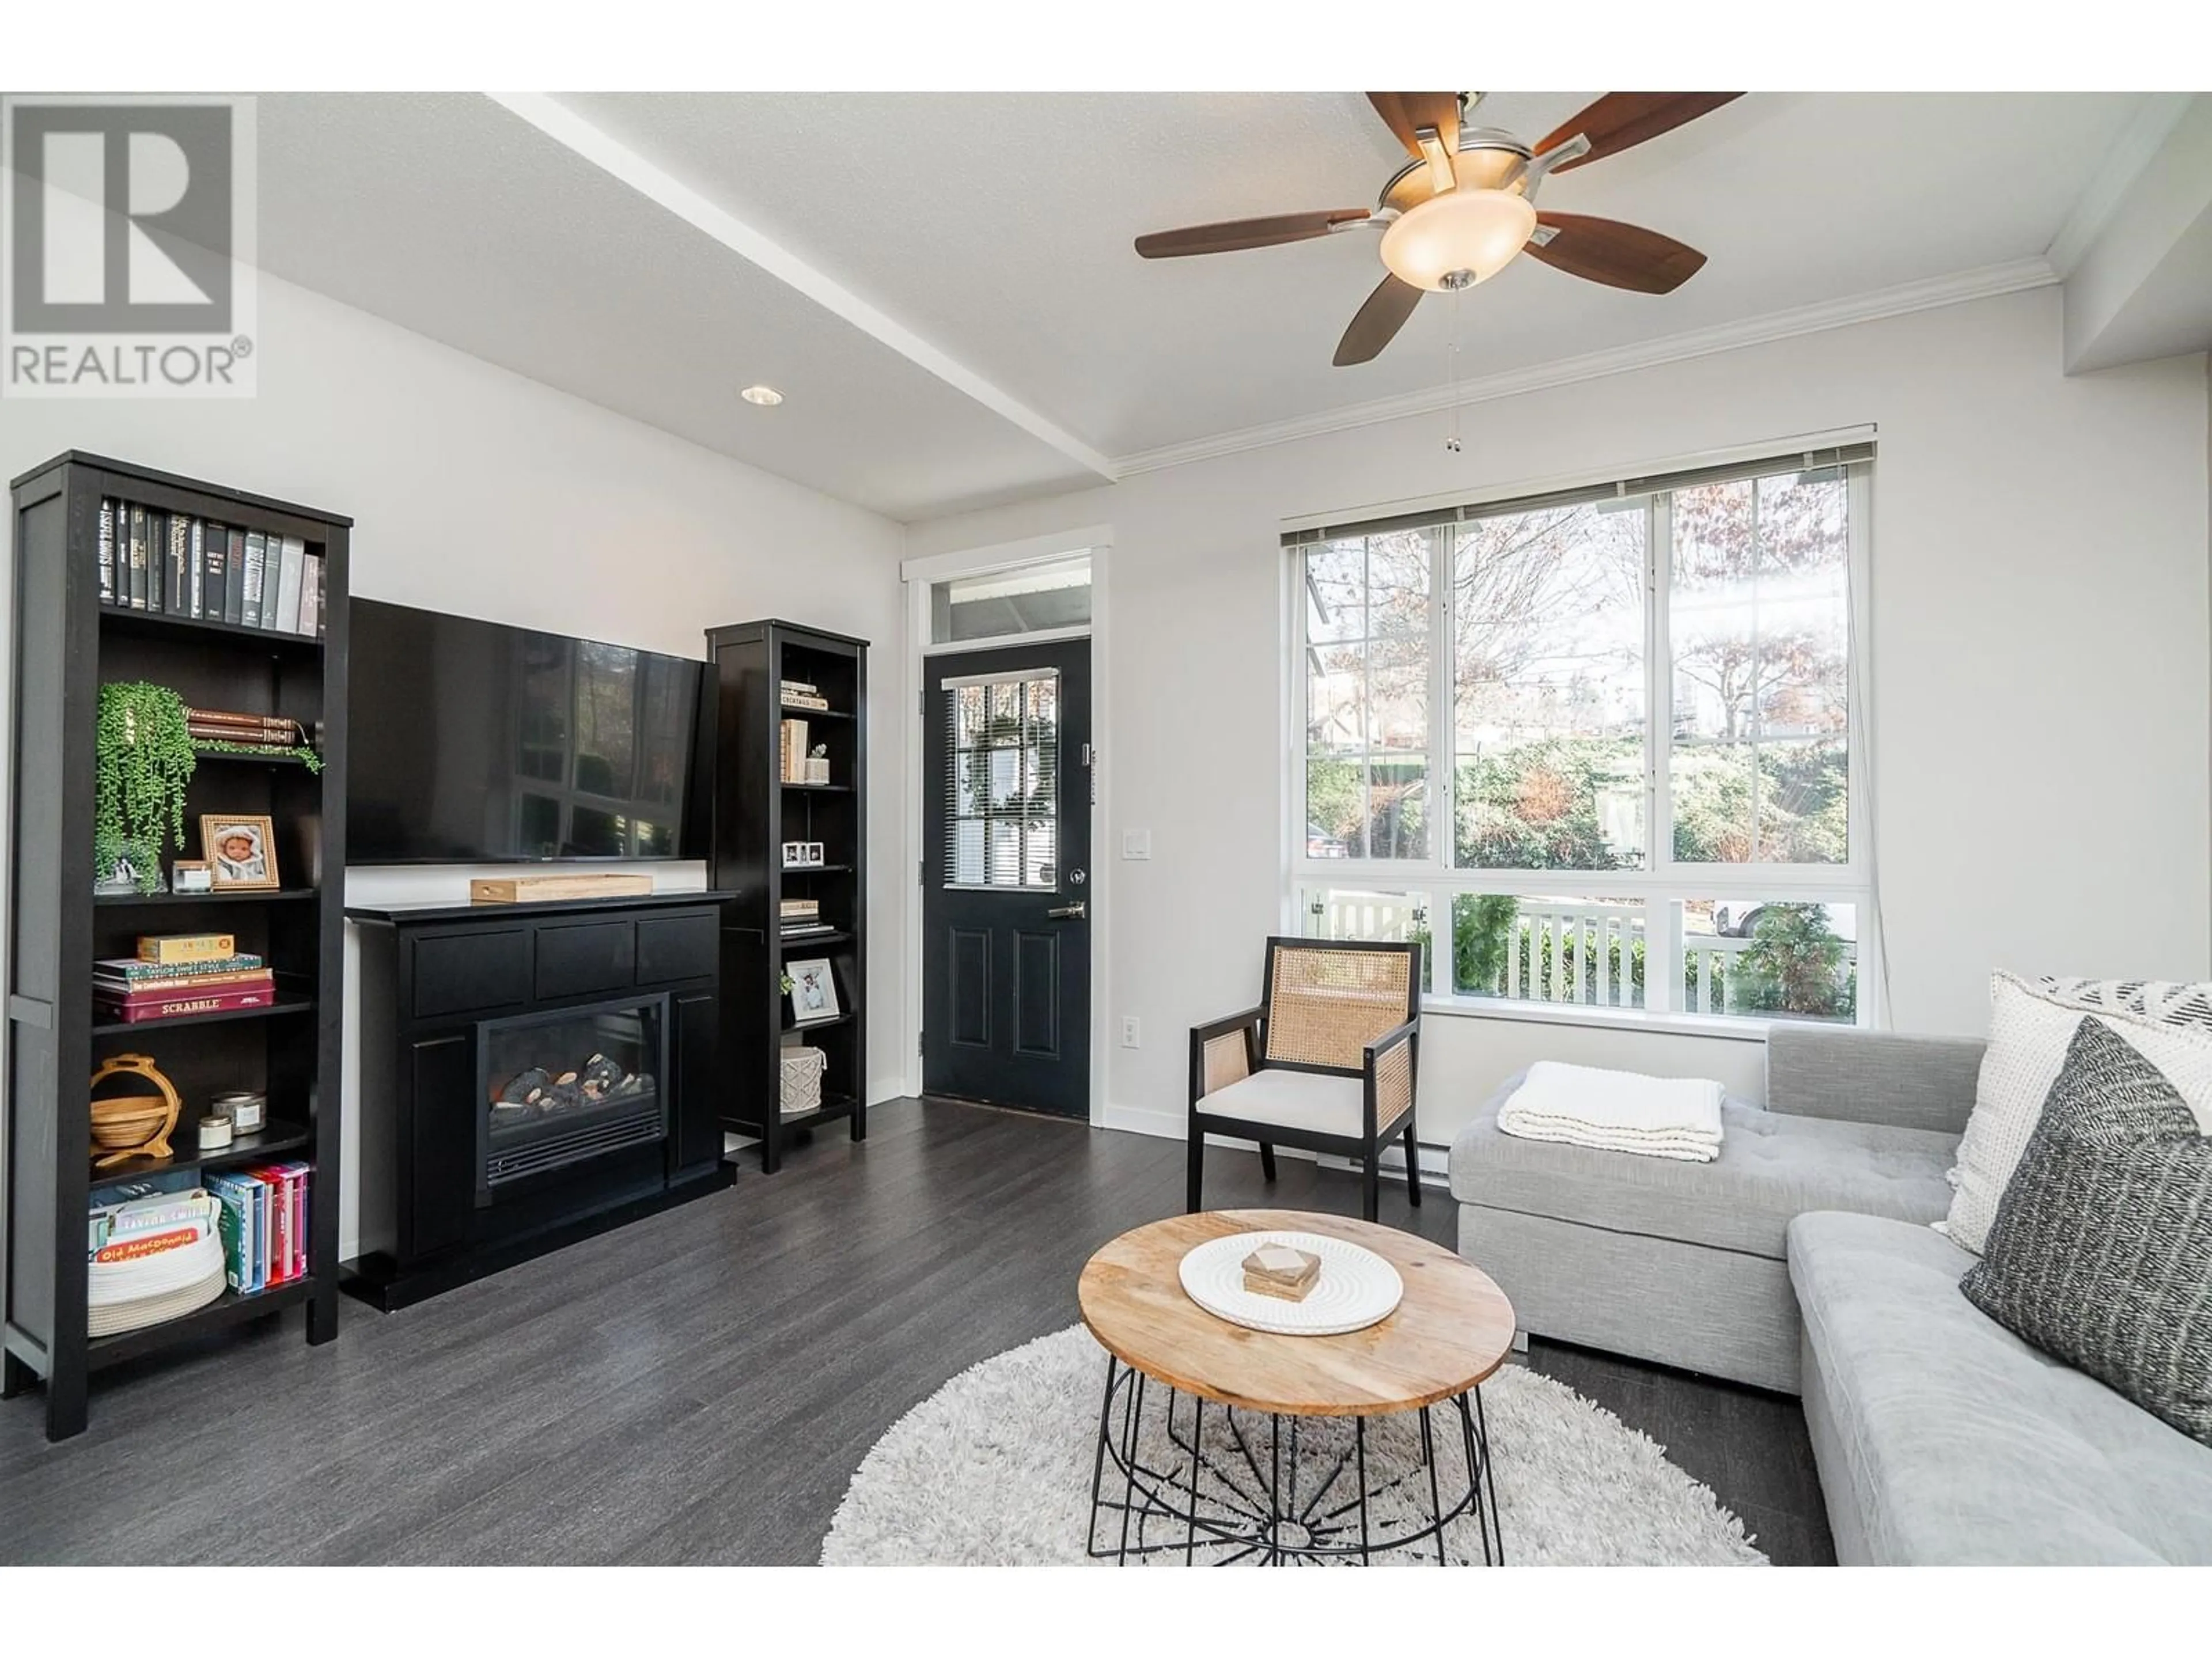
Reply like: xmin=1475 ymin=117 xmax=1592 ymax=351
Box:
xmin=3 ymin=453 xmax=349 ymax=1441
xmin=700 ymin=620 xmax=867 ymax=1172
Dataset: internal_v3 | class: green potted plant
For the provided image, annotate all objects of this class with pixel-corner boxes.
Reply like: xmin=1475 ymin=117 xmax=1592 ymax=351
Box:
xmin=94 ymin=682 xmax=198 ymax=895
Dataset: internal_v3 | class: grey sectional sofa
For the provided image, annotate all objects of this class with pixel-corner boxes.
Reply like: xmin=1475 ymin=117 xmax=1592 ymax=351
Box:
xmin=1450 ymin=1024 xmax=2212 ymax=1564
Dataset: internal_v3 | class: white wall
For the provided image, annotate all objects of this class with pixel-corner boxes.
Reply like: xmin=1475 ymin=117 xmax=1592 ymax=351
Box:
xmin=906 ymin=287 xmax=2212 ymax=1144
xmin=1 ymin=272 xmax=907 ymax=1256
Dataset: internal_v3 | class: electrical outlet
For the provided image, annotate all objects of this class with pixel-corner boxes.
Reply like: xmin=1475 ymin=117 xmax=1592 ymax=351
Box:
xmin=1122 ymin=829 xmax=1152 ymax=860
xmin=1120 ymin=1016 xmax=1141 ymax=1048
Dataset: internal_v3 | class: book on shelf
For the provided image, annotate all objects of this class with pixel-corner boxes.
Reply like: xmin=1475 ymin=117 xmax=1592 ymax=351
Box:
xmin=95 ymin=982 xmax=279 ymax=1023
xmin=187 ymin=707 xmax=306 ymax=747
xmin=198 ymin=521 xmax=226 ymax=618
xmin=95 ymin=956 xmax=270 ymax=994
xmin=167 ymin=514 xmax=191 ymax=613
xmin=98 ymin=498 xmax=116 ymax=605
xmin=202 ymin=1174 xmax=264 ymax=1292
xmin=780 ymin=922 xmax=836 ymax=938
xmin=240 ymin=531 xmax=268 ymax=628
xmin=779 ymin=717 xmax=809 ymax=782
xmin=96 ymin=967 xmax=274 ymax=1001
xmin=127 ymin=503 xmax=149 ymax=609
xmin=89 ymin=1187 xmax=218 ymax=1255
xmin=223 ymin=526 xmax=247 ymax=624
xmin=779 ymin=898 xmax=819 ymax=920
xmin=148 ymin=508 xmax=166 ymax=612
xmin=96 ymin=950 xmax=264 ymax=980
xmin=298 ymin=552 xmax=321 ymax=637
xmin=137 ymin=931 xmax=237 ymax=965
xmin=274 ymin=535 xmax=305 ymax=632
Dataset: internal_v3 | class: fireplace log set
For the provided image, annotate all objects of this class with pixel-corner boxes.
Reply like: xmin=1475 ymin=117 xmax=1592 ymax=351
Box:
xmin=488 ymin=1052 xmax=656 ymax=1131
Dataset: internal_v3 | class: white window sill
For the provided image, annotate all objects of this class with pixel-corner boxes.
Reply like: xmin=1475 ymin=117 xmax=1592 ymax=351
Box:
xmin=1417 ymin=994 xmax=1782 ymax=1042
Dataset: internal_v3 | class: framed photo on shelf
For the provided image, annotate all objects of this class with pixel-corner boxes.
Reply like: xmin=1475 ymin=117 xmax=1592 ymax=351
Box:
xmin=781 ymin=840 xmax=825 ymax=869
xmin=786 ymin=958 xmax=840 ymax=1024
xmin=200 ymin=815 xmax=280 ymax=891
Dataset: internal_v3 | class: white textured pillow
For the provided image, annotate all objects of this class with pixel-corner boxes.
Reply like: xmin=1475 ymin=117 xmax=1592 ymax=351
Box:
xmin=1946 ymin=972 xmax=2212 ymax=1255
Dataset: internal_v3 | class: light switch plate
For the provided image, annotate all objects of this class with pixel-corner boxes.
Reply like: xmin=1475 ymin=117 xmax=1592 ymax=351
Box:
xmin=1122 ymin=830 xmax=1152 ymax=860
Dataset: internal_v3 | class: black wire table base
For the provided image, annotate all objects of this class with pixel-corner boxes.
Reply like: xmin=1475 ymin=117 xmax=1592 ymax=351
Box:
xmin=1085 ymin=1353 xmax=1504 ymax=1566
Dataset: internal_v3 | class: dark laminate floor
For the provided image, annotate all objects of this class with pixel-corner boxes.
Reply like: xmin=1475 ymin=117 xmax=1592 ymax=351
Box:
xmin=0 ymin=1099 xmax=1834 ymax=1565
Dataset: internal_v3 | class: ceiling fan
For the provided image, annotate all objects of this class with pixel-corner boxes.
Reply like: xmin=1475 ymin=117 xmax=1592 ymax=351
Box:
xmin=1134 ymin=92 xmax=1742 ymax=366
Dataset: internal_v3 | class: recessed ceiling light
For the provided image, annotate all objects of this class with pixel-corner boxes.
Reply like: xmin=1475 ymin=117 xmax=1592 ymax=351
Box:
xmin=740 ymin=384 xmax=784 ymax=407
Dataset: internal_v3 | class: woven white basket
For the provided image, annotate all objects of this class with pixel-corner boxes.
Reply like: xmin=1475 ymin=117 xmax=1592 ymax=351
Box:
xmin=780 ymin=1046 xmax=827 ymax=1115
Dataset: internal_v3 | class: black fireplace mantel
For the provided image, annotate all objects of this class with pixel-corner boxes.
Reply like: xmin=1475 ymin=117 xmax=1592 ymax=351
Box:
xmin=341 ymin=891 xmax=736 ymax=1310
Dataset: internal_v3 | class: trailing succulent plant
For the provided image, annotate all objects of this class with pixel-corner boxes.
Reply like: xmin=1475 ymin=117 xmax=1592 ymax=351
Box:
xmin=94 ymin=682 xmax=198 ymax=893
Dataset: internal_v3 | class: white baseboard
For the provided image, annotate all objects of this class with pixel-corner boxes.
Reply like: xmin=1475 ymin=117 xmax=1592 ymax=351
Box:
xmin=1098 ymin=1101 xmax=1185 ymax=1140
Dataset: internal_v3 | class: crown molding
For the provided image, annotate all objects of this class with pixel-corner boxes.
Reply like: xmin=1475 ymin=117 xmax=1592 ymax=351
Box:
xmin=1111 ymin=256 xmax=2060 ymax=478
xmin=2046 ymin=93 xmax=2196 ymax=278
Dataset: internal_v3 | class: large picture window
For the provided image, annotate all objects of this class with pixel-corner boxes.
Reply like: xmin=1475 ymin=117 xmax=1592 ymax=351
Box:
xmin=1290 ymin=445 xmax=1871 ymax=1025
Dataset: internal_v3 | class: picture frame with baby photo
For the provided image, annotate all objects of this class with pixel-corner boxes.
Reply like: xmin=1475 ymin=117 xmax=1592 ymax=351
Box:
xmin=200 ymin=815 xmax=281 ymax=891
xmin=785 ymin=957 xmax=841 ymax=1025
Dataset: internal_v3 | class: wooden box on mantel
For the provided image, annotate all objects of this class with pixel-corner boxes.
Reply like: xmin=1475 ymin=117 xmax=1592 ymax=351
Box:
xmin=468 ymin=873 xmax=655 ymax=904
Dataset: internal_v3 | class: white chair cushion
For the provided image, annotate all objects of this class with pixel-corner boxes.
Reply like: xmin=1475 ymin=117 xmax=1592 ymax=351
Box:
xmin=1199 ymin=1067 xmax=1381 ymax=1137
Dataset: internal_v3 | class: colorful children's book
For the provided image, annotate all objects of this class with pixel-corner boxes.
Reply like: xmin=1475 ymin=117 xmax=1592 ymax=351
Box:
xmin=203 ymin=1173 xmax=263 ymax=1293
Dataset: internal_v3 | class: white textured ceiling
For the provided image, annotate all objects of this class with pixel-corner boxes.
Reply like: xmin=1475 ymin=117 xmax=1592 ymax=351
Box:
xmin=255 ymin=91 xmax=2150 ymax=519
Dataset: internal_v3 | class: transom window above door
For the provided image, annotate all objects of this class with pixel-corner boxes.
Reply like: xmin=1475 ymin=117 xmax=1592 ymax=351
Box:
xmin=1287 ymin=444 xmax=1873 ymax=1026
xmin=945 ymin=669 xmax=1060 ymax=888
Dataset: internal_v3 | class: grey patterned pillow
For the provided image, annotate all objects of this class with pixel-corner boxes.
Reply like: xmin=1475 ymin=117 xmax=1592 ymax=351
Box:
xmin=1960 ymin=1017 xmax=2212 ymax=1447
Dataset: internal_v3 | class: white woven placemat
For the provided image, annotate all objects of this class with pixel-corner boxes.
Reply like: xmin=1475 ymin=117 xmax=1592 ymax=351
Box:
xmin=1177 ymin=1230 xmax=1404 ymax=1336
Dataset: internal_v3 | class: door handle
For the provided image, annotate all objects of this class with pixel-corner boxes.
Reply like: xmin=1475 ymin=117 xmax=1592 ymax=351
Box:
xmin=1047 ymin=902 xmax=1088 ymax=920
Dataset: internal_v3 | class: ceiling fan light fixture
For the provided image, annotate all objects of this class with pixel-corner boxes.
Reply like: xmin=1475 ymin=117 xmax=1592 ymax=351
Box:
xmin=1378 ymin=188 xmax=1537 ymax=293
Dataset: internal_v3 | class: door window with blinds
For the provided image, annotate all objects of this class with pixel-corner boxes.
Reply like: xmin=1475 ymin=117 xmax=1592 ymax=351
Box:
xmin=1289 ymin=444 xmax=1873 ymax=1026
xmin=946 ymin=668 xmax=1060 ymax=888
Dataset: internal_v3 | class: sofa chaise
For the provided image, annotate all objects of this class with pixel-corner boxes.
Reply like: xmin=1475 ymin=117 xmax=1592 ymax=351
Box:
xmin=1449 ymin=1024 xmax=2212 ymax=1564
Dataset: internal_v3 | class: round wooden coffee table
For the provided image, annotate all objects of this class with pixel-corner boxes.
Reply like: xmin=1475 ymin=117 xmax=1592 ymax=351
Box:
xmin=1077 ymin=1209 xmax=1516 ymax=1565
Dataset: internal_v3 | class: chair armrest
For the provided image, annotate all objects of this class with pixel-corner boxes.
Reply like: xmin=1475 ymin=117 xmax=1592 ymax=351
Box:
xmin=1362 ymin=1016 xmax=1419 ymax=1066
xmin=1190 ymin=1007 xmax=1264 ymax=1108
xmin=1363 ymin=1016 xmax=1421 ymax=1132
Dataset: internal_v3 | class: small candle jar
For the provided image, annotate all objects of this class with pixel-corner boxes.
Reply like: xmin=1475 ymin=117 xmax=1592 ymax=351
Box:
xmin=198 ymin=1107 xmax=234 ymax=1152
xmin=212 ymin=1090 xmax=266 ymax=1135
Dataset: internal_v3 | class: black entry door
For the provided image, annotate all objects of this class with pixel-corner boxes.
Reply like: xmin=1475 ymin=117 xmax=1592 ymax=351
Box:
xmin=923 ymin=640 xmax=1092 ymax=1116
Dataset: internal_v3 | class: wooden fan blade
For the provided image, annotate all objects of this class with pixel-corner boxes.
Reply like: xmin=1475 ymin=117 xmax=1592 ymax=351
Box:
xmin=1334 ymin=275 xmax=1423 ymax=366
xmin=1535 ymin=92 xmax=1743 ymax=172
xmin=1366 ymin=92 xmax=1464 ymax=160
xmin=1135 ymin=209 xmax=1369 ymax=259
xmin=1528 ymin=213 xmax=1708 ymax=294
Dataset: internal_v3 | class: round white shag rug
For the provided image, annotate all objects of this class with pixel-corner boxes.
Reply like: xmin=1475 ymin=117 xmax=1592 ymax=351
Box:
xmin=821 ymin=1325 xmax=1767 ymax=1566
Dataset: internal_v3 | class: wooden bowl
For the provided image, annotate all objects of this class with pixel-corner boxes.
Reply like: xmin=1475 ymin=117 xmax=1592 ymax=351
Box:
xmin=88 ymin=1052 xmax=182 ymax=1168
xmin=91 ymin=1097 xmax=172 ymax=1147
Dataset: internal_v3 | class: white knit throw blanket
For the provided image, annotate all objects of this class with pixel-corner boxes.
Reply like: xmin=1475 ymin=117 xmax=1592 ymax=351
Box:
xmin=1498 ymin=1061 xmax=1726 ymax=1163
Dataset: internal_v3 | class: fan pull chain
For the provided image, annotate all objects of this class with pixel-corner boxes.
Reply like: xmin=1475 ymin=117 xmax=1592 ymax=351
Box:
xmin=1444 ymin=289 xmax=1464 ymax=454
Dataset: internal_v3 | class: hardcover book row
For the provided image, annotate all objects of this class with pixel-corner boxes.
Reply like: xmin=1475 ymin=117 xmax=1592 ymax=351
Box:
xmin=96 ymin=496 xmax=327 ymax=637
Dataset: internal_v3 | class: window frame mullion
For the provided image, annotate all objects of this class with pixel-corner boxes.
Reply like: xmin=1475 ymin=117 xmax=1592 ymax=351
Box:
xmin=1646 ymin=491 xmax=1676 ymax=1012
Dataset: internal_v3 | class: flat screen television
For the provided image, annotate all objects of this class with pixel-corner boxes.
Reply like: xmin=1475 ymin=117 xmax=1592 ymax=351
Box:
xmin=347 ymin=598 xmax=704 ymax=864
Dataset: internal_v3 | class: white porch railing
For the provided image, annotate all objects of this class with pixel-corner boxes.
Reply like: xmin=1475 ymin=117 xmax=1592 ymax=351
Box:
xmin=1312 ymin=891 xmax=1854 ymax=1017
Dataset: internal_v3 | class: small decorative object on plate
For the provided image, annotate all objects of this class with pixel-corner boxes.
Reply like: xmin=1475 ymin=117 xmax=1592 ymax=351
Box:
xmin=200 ymin=813 xmax=281 ymax=891
xmin=197 ymin=1105 xmax=234 ymax=1152
xmin=212 ymin=1089 xmax=265 ymax=1135
xmin=1241 ymin=1243 xmax=1321 ymax=1302
xmin=171 ymin=858 xmax=213 ymax=893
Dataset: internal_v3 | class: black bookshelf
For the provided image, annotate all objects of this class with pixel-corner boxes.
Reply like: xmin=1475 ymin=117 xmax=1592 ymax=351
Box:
xmin=700 ymin=620 xmax=868 ymax=1173
xmin=3 ymin=453 xmax=349 ymax=1441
